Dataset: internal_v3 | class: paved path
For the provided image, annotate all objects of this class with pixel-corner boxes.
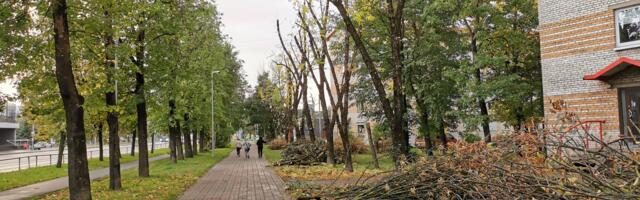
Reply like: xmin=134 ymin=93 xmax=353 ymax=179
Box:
xmin=180 ymin=144 xmax=289 ymax=200
xmin=0 ymin=154 xmax=170 ymax=200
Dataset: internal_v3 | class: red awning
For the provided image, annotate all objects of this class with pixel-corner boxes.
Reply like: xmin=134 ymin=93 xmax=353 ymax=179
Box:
xmin=583 ymin=57 xmax=640 ymax=80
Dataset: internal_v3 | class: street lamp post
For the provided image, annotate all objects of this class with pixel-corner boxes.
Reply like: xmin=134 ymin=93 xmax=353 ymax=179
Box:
xmin=211 ymin=70 xmax=220 ymax=157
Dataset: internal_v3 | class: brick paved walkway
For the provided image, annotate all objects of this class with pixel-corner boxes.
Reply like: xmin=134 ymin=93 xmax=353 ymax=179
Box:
xmin=180 ymin=144 xmax=289 ymax=200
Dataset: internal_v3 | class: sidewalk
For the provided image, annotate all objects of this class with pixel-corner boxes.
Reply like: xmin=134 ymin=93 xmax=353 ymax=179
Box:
xmin=0 ymin=154 xmax=169 ymax=200
xmin=180 ymin=144 xmax=289 ymax=200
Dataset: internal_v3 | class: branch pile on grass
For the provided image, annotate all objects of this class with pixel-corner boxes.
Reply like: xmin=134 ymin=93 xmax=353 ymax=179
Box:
xmin=268 ymin=138 xmax=288 ymax=150
xmin=276 ymin=140 xmax=354 ymax=166
xmin=323 ymin=133 xmax=640 ymax=200
xmin=276 ymin=141 xmax=328 ymax=166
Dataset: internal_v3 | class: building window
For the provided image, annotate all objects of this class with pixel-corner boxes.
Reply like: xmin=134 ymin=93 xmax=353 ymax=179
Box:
xmin=615 ymin=4 xmax=640 ymax=49
xmin=357 ymin=125 xmax=364 ymax=137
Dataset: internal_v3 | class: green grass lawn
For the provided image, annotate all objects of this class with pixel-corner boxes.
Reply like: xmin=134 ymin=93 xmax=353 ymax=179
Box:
xmin=0 ymin=148 xmax=170 ymax=191
xmin=37 ymin=148 xmax=232 ymax=200
xmin=352 ymin=153 xmax=394 ymax=171
xmin=263 ymin=147 xmax=282 ymax=164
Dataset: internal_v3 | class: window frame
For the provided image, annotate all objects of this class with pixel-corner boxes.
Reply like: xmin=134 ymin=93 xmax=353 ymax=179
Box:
xmin=614 ymin=4 xmax=640 ymax=50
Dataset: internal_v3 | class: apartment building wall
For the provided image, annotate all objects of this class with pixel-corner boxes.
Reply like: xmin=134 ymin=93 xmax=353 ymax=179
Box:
xmin=539 ymin=0 xmax=640 ymax=141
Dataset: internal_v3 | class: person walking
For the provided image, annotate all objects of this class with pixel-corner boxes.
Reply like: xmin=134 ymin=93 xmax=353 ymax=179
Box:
xmin=256 ymin=136 xmax=265 ymax=158
xmin=243 ymin=140 xmax=251 ymax=159
xmin=235 ymin=139 xmax=242 ymax=157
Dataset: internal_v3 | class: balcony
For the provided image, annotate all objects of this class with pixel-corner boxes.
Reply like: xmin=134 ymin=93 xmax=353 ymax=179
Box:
xmin=0 ymin=115 xmax=17 ymax=123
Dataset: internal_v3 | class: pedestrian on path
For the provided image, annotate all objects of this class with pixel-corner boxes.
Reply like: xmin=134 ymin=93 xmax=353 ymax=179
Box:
xmin=256 ymin=136 xmax=265 ymax=158
xmin=235 ymin=139 xmax=242 ymax=157
xmin=243 ymin=140 xmax=251 ymax=158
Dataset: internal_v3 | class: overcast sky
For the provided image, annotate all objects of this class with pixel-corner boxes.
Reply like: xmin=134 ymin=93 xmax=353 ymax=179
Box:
xmin=216 ymin=0 xmax=297 ymax=87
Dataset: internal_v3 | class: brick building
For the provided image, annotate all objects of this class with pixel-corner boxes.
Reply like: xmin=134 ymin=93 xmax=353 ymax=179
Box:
xmin=539 ymin=0 xmax=640 ymax=142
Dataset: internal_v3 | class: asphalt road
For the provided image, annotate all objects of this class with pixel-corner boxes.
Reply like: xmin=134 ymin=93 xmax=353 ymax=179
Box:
xmin=0 ymin=142 xmax=168 ymax=173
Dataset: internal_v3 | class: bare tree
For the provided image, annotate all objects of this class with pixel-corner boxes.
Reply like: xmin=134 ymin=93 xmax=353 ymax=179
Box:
xmin=303 ymin=0 xmax=355 ymax=172
xmin=292 ymin=16 xmax=337 ymax=164
xmin=276 ymin=20 xmax=306 ymax=143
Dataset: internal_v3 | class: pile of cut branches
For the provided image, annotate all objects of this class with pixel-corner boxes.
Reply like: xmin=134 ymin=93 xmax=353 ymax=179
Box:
xmin=322 ymin=133 xmax=640 ymax=200
xmin=276 ymin=140 xmax=328 ymax=166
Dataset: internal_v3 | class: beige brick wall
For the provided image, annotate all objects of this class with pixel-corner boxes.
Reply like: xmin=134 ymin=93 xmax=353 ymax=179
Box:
xmin=538 ymin=0 xmax=632 ymax=24
xmin=544 ymin=90 xmax=619 ymax=135
xmin=539 ymin=0 xmax=640 ymax=140
xmin=539 ymin=11 xmax=615 ymax=59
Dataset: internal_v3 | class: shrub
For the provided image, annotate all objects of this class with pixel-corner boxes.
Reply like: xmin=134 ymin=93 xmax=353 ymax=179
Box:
xmin=268 ymin=138 xmax=287 ymax=150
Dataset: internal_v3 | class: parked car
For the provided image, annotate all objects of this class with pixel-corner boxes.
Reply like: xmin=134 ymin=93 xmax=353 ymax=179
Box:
xmin=33 ymin=142 xmax=49 ymax=150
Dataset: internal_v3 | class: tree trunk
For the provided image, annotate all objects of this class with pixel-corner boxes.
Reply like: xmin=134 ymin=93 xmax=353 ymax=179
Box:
xmin=151 ymin=132 xmax=154 ymax=154
xmin=133 ymin=28 xmax=149 ymax=177
xmin=421 ymin=108 xmax=433 ymax=156
xmin=130 ymin=130 xmax=136 ymax=156
xmin=323 ymin=119 xmax=335 ymax=164
xmin=52 ymin=1 xmax=92 ymax=198
xmin=199 ymin=129 xmax=205 ymax=153
xmin=56 ymin=132 xmax=66 ymax=168
xmin=106 ymin=92 xmax=121 ymax=191
xmin=302 ymin=64 xmax=314 ymax=142
xmin=183 ymin=113 xmax=193 ymax=158
xmin=338 ymin=30 xmax=354 ymax=172
xmin=315 ymin=48 xmax=334 ymax=164
xmin=339 ymin=132 xmax=353 ymax=172
xmin=365 ymin=123 xmax=379 ymax=169
xmin=98 ymin=122 xmax=103 ymax=161
xmin=476 ymin=68 xmax=491 ymax=143
xmin=192 ymin=128 xmax=198 ymax=155
xmin=176 ymin=121 xmax=184 ymax=160
xmin=303 ymin=92 xmax=315 ymax=141
xmin=515 ymin=106 xmax=525 ymax=132
xmin=402 ymin=96 xmax=410 ymax=150
xmin=469 ymin=33 xmax=491 ymax=143
xmin=168 ymin=100 xmax=178 ymax=163
xmin=387 ymin=0 xmax=409 ymax=164
xmin=102 ymin=2 xmax=121 ymax=190
xmin=297 ymin=118 xmax=305 ymax=141
xmin=439 ymin=118 xmax=447 ymax=149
